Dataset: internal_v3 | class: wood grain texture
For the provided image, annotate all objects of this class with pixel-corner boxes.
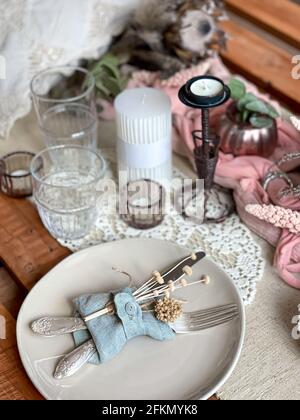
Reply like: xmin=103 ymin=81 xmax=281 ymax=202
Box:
xmin=226 ymin=0 xmax=300 ymax=49
xmin=0 ymin=193 xmax=71 ymax=291
xmin=219 ymin=20 xmax=300 ymax=111
xmin=0 ymin=304 xmax=42 ymax=400
xmin=0 ymin=268 xmax=25 ymax=318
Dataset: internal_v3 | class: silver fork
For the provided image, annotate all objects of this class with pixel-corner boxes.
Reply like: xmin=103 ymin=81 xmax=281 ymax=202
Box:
xmin=171 ymin=304 xmax=239 ymax=333
xmin=54 ymin=304 xmax=239 ymax=379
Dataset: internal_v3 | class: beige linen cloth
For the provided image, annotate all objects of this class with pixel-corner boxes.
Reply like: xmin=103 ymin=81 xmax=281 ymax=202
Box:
xmin=1 ymin=113 xmax=300 ymax=400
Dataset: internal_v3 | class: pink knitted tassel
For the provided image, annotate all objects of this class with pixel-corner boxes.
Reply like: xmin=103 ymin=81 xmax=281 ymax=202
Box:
xmin=245 ymin=204 xmax=300 ymax=234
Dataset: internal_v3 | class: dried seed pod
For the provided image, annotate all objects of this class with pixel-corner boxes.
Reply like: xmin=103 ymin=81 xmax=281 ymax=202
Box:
xmin=201 ymin=274 xmax=210 ymax=285
xmin=153 ymin=270 xmax=164 ymax=284
xmin=181 ymin=278 xmax=188 ymax=287
xmin=168 ymin=280 xmax=175 ymax=292
xmin=183 ymin=265 xmax=193 ymax=276
xmin=154 ymin=297 xmax=183 ymax=323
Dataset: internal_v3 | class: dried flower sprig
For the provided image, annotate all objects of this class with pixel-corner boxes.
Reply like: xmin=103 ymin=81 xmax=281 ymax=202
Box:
xmin=132 ymin=253 xmax=197 ymax=299
xmin=246 ymin=204 xmax=300 ymax=234
xmin=84 ymin=253 xmax=210 ymax=323
xmin=135 ymin=274 xmax=210 ymax=305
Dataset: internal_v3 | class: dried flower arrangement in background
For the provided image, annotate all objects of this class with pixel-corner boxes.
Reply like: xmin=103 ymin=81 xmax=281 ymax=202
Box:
xmin=51 ymin=1 xmax=227 ymax=104
xmin=111 ymin=0 xmax=228 ymax=78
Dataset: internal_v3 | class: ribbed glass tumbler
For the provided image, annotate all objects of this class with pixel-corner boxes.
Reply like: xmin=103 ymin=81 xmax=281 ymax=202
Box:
xmin=30 ymin=146 xmax=106 ymax=240
xmin=31 ymin=66 xmax=98 ymax=149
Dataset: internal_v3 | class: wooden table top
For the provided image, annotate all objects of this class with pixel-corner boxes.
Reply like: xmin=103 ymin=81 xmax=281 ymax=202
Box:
xmin=0 ymin=193 xmax=71 ymax=400
xmin=0 ymin=193 xmax=218 ymax=400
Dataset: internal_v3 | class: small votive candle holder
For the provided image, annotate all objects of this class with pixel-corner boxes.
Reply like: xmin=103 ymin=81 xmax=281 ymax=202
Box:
xmin=0 ymin=151 xmax=35 ymax=197
xmin=120 ymin=179 xmax=165 ymax=230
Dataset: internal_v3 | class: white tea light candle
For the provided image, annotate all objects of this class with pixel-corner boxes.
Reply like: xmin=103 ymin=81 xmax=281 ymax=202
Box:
xmin=10 ymin=169 xmax=29 ymax=176
xmin=115 ymin=88 xmax=172 ymax=182
xmin=190 ymin=78 xmax=223 ymax=97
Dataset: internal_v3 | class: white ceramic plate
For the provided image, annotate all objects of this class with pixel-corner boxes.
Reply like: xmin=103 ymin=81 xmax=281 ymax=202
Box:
xmin=17 ymin=239 xmax=245 ymax=400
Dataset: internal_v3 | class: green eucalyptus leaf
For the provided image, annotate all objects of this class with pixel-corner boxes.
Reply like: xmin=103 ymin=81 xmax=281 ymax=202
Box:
xmin=237 ymin=93 xmax=257 ymax=111
xmin=105 ymin=77 xmax=123 ymax=97
xmin=250 ymin=115 xmax=274 ymax=128
xmin=228 ymin=79 xmax=246 ymax=100
xmin=120 ymin=76 xmax=128 ymax=90
xmin=90 ymin=59 xmax=106 ymax=74
xmin=95 ymin=80 xmax=111 ymax=98
xmin=102 ymin=62 xmax=121 ymax=79
xmin=245 ymin=100 xmax=270 ymax=115
xmin=265 ymin=103 xmax=280 ymax=119
xmin=87 ymin=52 xmax=126 ymax=100
xmin=242 ymin=110 xmax=250 ymax=123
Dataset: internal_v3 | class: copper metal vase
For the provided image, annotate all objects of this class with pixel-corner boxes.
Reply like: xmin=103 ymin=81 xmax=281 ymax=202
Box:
xmin=218 ymin=103 xmax=278 ymax=157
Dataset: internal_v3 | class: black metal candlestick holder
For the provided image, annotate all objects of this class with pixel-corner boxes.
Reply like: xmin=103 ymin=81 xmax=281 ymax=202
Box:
xmin=178 ymin=75 xmax=234 ymax=223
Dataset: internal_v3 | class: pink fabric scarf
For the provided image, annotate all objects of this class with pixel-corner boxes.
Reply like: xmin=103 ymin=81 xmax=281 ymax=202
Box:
xmin=101 ymin=57 xmax=300 ymax=288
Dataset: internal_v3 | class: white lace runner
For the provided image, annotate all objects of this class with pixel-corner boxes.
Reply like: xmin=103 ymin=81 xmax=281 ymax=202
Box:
xmin=58 ymin=150 xmax=265 ymax=305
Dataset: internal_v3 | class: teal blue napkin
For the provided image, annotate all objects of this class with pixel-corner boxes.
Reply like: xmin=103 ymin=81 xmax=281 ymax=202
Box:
xmin=73 ymin=288 xmax=175 ymax=364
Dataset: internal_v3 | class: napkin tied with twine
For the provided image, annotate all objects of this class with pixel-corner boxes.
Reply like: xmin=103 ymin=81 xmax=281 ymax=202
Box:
xmin=73 ymin=288 xmax=175 ymax=364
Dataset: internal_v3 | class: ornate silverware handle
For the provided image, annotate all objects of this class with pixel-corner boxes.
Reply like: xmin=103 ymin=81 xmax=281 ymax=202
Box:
xmin=54 ymin=339 xmax=96 ymax=380
xmin=31 ymin=317 xmax=86 ymax=337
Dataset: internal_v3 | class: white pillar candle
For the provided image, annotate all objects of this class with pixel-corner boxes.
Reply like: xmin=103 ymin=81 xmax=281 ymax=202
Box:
xmin=190 ymin=78 xmax=223 ymax=97
xmin=115 ymin=88 xmax=172 ymax=182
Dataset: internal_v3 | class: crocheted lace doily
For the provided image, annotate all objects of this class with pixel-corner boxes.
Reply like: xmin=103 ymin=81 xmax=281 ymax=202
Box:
xmin=58 ymin=150 xmax=265 ymax=305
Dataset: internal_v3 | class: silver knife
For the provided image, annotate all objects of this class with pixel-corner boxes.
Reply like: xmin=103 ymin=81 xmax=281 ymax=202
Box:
xmin=54 ymin=339 xmax=96 ymax=379
xmin=31 ymin=316 xmax=86 ymax=337
xmin=31 ymin=251 xmax=206 ymax=337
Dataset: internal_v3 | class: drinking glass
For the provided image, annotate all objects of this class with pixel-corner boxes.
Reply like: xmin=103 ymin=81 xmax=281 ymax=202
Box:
xmin=120 ymin=179 xmax=165 ymax=229
xmin=31 ymin=66 xmax=97 ymax=149
xmin=0 ymin=151 xmax=35 ymax=197
xmin=30 ymin=146 xmax=106 ymax=240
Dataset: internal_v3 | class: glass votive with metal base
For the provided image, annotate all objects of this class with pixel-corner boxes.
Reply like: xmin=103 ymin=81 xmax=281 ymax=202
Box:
xmin=192 ymin=131 xmax=234 ymax=223
xmin=178 ymin=76 xmax=234 ymax=224
xmin=120 ymin=179 xmax=165 ymax=230
xmin=0 ymin=151 xmax=35 ymax=197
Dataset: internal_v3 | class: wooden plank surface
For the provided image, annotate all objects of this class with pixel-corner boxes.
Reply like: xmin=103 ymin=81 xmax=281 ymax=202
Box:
xmin=0 ymin=268 xmax=25 ymax=318
xmin=226 ymin=0 xmax=300 ymax=49
xmin=219 ymin=19 xmax=300 ymax=111
xmin=0 ymin=194 xmax=70 ymax=400
xmin=0 ymin=193 xmax=71 ymax=291
xmin=0 ymin=304 xmax=43 ymax=400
